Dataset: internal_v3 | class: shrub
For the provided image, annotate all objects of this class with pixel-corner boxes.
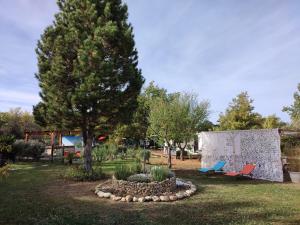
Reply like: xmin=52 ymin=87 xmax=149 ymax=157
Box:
xmin=150 ymin=166 xmax=170 ymax=182
xmin=130 ymin=162 xmax=142 ymax=174
xmin=139 ymin=149 xmax=151 ymax=163
xmin=12 ymin=140 xmax=45 ymax=160
xmin=127 ymin=173 xmax=150 ymax=183
xmin=0 ymin=164 xmax=10 ymax=180
xmin=0 ymin=135 xmax=15 ymax=165
xmin=0 ymin=135 xmax=15 ymax=153
xmin=126 ymin=148 xmax=136 ymax=158
xmin=65 ymin=152 xmax=76 ymax=165
xmin=92 ymin=145 xmax=109 ymax=163
xmin=114 ymin=164 xmax=133 ymax=180
xmin=64 ymin=165 xmax=104 ymax=181
xmin=106 ymin=144 xmax=118 ymax=160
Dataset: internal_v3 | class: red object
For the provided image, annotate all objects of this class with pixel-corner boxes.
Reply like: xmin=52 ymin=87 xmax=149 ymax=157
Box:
xmin=225 ymin=164 xmax=256 ymax=177
xmin=64 ymin=151 xmax=69 ymax=157
xmin=75 ymin=151 xmax=81 ymax=157
xmin=98 ymin=136 xmax=106 ymax=141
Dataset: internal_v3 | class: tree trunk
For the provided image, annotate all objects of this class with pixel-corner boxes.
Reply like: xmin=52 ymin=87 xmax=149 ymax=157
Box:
xmin=180 ymin=148 xmax=184 ymax=161
xmin=83 ymin=129 xmax=93 ymax=172
xmin=168 ymin=145 xmax=172 ymax=168
xmin=178 ymin=142 xmax=187 ymax=161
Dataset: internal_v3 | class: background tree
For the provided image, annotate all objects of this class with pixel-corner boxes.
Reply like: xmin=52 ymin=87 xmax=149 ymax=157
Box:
xmin=172 ymin=94 xmax=210 ymax=160
xmin=147 ymin=94 xmax=176 ymax=168
xmin=148 ymin=92 xmax=210 ymax=166
xmin=283 ymin=83 xmax=300 ymax=129
xmin=0 ymin=108 xmax=40 ymax=138
xmin=110 ymin=81 xmax=167 ymax=145
xmin=34 ymin=0 xmax=144 ymax=171
xmin=217 ymin=92 xmax=263 ymax=130
xmin=262 ymin=114 xmax=286 ymax=129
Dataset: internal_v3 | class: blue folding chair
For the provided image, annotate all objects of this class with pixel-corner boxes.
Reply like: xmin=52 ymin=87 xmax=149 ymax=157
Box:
xmin=198 ymin=161 xmax=226 ymax=174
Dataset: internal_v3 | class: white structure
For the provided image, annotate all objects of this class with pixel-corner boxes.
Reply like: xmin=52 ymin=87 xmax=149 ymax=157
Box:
xmin=198 ymin=129 xmax=283 ymax=182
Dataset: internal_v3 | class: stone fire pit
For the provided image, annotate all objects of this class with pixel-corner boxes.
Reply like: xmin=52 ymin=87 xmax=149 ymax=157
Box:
xmin=94 ymin=177 xmax=196 ymax=202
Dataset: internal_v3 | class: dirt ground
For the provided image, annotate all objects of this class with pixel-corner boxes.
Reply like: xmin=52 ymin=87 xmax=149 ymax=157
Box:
xmin=149 ymin=150 xmax=201 ymax=170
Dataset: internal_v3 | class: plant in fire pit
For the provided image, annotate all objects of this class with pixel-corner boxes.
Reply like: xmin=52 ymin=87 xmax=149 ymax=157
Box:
xmin=150 ymin=166 xmax=170 ymax=182
xmin=114 ymin=164 xmax=133 ymax=180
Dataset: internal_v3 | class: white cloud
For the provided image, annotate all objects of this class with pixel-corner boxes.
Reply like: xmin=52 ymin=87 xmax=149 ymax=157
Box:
xmin=0 ymin=89 xmax=40 ymax=105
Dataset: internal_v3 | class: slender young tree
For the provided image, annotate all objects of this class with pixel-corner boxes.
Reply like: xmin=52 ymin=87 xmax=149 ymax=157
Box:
xmin=34 ymin=0 xmax=144 ymax=171
xmin=172 ymin=94 xmax=210 ymax=160
xmin=148 ymin=92 xmax=210 ymax=166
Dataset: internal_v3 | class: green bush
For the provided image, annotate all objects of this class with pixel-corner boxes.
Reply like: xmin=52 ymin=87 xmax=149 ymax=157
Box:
xmin=126 ymin=148 xmax=136 ymax=158
xmin=150 ymin=166 xmax=170 ymax=182
xmin=92 ymin=145 xmax=109 ymax=163
xmin=0 ymin=135 xmax=15 ymax=165
xmin=0 ymin=164 xmax=10 ymax=180
xmin=0 ymin=135 xmax=15 ymax=153
xmin=139 ymin=149 xmax=151 ymax=163
xmin=64 ymin=165 xmax=104 ymax=181
xmin=130 ymin=162 xmax=142 ymax=173
xmin=114 ymin=164 xmax=133 ymax=180
xmin=12 ymin=140 xmax=45 ymax=160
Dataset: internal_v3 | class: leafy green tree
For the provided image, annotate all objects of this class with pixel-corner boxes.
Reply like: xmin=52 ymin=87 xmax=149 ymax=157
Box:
xmin=0 ymin=108 xmax=40 ymax=138
xmin=171 ymin=94 xmax=210 ymax=160
xmin=34 ymin=0 xmax=144 ymax=171
xmin=283 ymin=84 xmax=300 ymax=128
xmin=217 ymin=92 xmax=263 ymax=130
xmin=148 ymin=93 xmax=210 ymax=166
xmin=262 ymin=114 xmax=285 ymax=129
xmin=111 ymin=81 xmax=167 ymax=144
xmin=148 ymin=95 xmax=175 ymax=168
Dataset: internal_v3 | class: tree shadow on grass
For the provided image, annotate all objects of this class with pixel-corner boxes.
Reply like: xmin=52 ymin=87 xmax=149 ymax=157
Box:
xmin=37 ymin=192 xmax=300 ymax=225
xmin=174 ymin=169 xmax=276 ymax=186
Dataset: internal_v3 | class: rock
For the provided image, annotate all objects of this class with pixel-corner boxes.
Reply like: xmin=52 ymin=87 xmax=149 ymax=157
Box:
xmin=190 ymin=188 xmax=196 ymax=194
xmin=138 ymin=197 xmax=145 ymax=202
xmin=145 ymin=196 xmax=152 ymax=201
xmin=121 ymin=197 xmax=126 ymax=202
xmin=113 ymin=196 xmax=122 ymax=201
xmin=152 ymin=196 xmax=160 ymax=202
xmin=169 ymin=195 xmax=177 ymax=201
xmin=126 ymin=195 xmax=133 ymax=202
xmin=103 ymin=192 xmax=111 ymax=198
xmin=160 ymin=196 xmax=170 ymax=202
xmin=186 ymin=189 xmax=194 ymax=195
xmin=97 ymin=191 xmax=105 ymax=198
xmin=184 ymin=191 xmax=191 ymax=197
xmin=110 ymin=194 xmax=115 ymax=199
xmin=176 ymin=192 xmax=185 ymax=199
xmin=133 ymin=197 xmax=138 ymax=202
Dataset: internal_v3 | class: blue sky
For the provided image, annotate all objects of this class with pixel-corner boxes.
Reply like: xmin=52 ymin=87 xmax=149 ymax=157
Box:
xmin=0 ymin=0 xmax=299 ymax=123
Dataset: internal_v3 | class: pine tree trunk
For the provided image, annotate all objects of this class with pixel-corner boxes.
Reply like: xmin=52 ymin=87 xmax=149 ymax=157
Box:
xmin=83 ymin=130 xmax=93 ymax=172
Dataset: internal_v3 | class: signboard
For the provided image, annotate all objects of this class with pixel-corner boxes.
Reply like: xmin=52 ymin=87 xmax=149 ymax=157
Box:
xmin=62 ymin=136 xmax=83 ymax=151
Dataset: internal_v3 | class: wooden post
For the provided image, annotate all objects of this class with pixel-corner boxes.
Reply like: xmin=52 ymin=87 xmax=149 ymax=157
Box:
xmin=50 ymin=132 xmax=54 ymax=163
xmin=58 ymin=133 xmax=62 ymax=146
xmin=25 ymin=133 xmax=29 ymax=143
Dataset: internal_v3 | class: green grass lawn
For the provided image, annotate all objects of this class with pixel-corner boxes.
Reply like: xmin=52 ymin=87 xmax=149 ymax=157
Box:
xmin=0 ymin=161 xmax=299 ymax=225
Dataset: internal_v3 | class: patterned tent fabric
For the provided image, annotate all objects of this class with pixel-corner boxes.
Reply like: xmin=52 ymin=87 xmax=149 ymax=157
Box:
xmin=198 ymin=129 xmax=283 ymax=182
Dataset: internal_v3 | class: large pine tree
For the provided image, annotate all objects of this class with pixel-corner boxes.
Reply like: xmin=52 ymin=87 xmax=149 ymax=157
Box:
xmin=34 ymin=0 xmax=144 ymax=171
